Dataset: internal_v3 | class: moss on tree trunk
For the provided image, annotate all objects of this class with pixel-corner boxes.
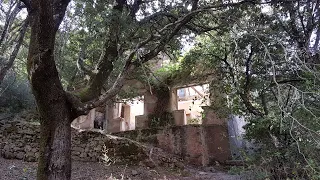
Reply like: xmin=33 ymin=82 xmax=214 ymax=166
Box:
xmin=27 ymin=0 xmax=72 ymax=179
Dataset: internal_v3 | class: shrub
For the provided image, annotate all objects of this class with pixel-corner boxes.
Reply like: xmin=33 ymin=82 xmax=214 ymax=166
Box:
xmin=149 ymin=112 xmax=174 ymax=128
xmin=0 ymin=73 xmax=35 ymax=113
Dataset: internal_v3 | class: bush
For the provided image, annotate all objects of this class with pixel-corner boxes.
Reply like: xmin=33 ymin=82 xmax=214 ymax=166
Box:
xmin=0 ymin=73 xmax=35 ymax=113
xmin=242 ymin=115 xmax=320 ymax=179
xmin=149 ymin=112 xmax=174 ymax=128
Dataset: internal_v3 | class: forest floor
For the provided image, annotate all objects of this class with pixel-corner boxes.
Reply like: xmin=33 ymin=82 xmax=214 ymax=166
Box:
xmin=0 ymin=157 xmax=242 ymax=180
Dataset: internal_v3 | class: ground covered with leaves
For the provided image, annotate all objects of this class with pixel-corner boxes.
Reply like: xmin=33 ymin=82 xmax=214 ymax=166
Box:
xmin=0 ymin=157 xmax=241 ymax=180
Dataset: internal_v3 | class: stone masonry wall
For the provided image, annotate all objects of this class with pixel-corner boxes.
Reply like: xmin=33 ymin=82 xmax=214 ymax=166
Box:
xmin=0 ymin=120 xmax=230 ymax=167
xmin=112 ymin=127 xmax=160 ymax=144
xmin=113 ymin=125 xmax=231 ymax=166
xmin=156 ymin=125 xmax=231 ymax=166
xmin=1 ymin=121 xmax=40 ymax=161
xmin=0 ymin=120 xmax=150 ymax=164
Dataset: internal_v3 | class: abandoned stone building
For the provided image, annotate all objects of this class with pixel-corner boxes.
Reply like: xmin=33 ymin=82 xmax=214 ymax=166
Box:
xmin=67 ymin=54 xmax=241 ymax=166
xmin=69 ymin=80 xmax=233 ymax=165
xmin=71 ymin=83 xmax=217 ymax=132
xmin=1 ymin=54 xmax=246 ymax=167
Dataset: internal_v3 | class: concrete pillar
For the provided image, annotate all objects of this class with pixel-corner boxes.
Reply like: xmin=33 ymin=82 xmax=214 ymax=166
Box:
xmin=108 ymin=117 xmax=122 ymax=132
xmin=172 ymin=109 xmax=187 ymax=126
xmin=169 ymin=88 xmax=178 ymax=111
xmin=120 ymin=117 xmax=126 ymax=131
xmin=143 ymin=91 xmax=158 ymax=115
xmin=123 ymin=105 xmax=131 ymax=131
xmin=105 ymin=102 xmax=122 ymax=132
xmin=104 ymin=104 xmax=109 ymax=131
xmin=89 ymin=108 xmax=95 ymax=127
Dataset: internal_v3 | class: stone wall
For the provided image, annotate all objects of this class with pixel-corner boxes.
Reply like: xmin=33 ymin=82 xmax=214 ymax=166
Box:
xmin=1 ymin=120 xmax=230 ymax=167
xmin=0 ymin=120 xmax=153 ymax=164
xmin=1 ymin=121 xmax=40 ymax=161
xmin=112 ymin=127 xmax=160 ymax=144
xmin=113 ymin=124 xmax=231 ymax=166
xmin=156 ymin=125 xmax=231 ymax=166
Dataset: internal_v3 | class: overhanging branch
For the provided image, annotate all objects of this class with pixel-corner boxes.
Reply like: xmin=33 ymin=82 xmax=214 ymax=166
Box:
xmin=20 ymin=0 xmax=31 ymax=11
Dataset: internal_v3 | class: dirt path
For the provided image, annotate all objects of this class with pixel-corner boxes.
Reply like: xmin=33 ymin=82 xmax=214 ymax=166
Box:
xmin=0 ymin=157 xmax=241 ymax=180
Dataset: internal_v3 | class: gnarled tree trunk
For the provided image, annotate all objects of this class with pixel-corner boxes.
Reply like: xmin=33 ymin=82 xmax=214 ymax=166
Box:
xmin=27 ymin=0 xmax=71 ymax=179
xmin=22 ymin=0 xmax=202 ymax=179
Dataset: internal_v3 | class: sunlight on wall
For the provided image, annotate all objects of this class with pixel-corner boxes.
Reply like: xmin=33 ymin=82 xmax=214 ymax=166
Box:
xmin=177 ymin=84 xmax=210 ymax=122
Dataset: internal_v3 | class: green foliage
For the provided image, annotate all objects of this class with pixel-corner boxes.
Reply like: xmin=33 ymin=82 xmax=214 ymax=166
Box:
xmin=180 ymin=1 xmax=320 ymax=178
xmin=243 ymin=110 xmax=320 ymax=178
xmin=0 ymin=73 xmax=35 ymax=113
xmin=149 ymin=112 xmax=174 ymax=128
xmin=1 ymin=0 xmax=319 ymax=178
xmin=116 ymin=89 xmax=141 ymax=101
xmin=151 ymin=61 xmax=183 ymax=86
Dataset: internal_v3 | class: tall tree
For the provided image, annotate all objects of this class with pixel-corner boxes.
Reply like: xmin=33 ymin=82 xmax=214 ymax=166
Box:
xmin=183 ymin=0 xmax=320 ymax=177
xmin=19 ymin=0 xmax=219 ymax=179
xmin=24 ymin=0 xmax=71 ymax=179
xmin=20 ymin=0 xmax=278 ymax=179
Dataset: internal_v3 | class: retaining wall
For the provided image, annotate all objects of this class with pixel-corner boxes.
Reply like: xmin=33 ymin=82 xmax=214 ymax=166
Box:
xmin=0 ymin=120 xmax=148 ymax=164
xmin=113 ymin=124 xmax=231 ymax=166
xmin=1 ymin=120 xmax=231 ymax=166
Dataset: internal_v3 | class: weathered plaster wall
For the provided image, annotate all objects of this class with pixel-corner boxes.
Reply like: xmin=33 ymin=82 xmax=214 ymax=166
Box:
xmin=202 ymin=106 xmax=226 ymax=125
xmin=156 ymin=125 xmax=231 ymax=166
xmin=114 ymin=124 xmax=231 ymax=166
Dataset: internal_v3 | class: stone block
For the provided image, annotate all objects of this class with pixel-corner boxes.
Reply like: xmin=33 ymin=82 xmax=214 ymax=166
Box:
xmin=0 ymin=120 xmax=231 ymax=167
xmin=16 ymin=152 xmax=24 ymax=159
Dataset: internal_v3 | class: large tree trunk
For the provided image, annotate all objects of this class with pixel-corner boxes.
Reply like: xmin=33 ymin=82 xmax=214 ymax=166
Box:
xmin=27 ymin=0 xmax=71 ymax=179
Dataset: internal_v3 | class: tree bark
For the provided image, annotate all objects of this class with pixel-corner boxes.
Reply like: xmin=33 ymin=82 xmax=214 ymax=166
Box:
xmin=27 ymin=0 xmax=71 ymax=179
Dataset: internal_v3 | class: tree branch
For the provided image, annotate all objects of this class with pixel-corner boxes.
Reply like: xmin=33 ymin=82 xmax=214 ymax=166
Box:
xmin=239 ymin=47 xmax=265 ymax=116
xmin=76 ymin=44 xmax=93 ymax=76
xmin=53 ymin=0 xmax=71 ymax=32
xmin=260 ymin=90 xmax=268 ymax=115
xmin=20 ymin=0 xmax=31 ymax=11
xmin=129 ymin=0 xmax=143 ymax=18
xmin=78 ymin=0 xmax=127 ymax=102
xmin=68 ymin=0 xmax=271 ymax=115
xmin=0 ymin=1 xmax=22 ymax=48
xmin=0 ymin=16 xmax=29 ymax=84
